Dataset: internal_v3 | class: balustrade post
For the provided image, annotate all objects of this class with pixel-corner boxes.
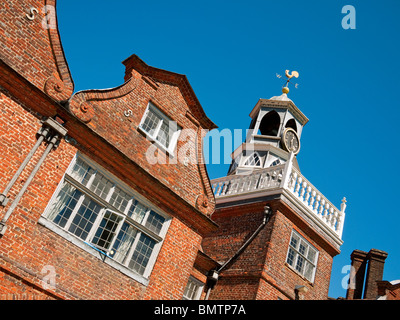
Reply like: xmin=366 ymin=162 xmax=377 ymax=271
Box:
xmin=329 ymin=207 xmax=335 ymax=228
xmin=319 ymin=199 xmax=325 ymax=217
xmin=314 ymin=194 xmax=321 ymax=213
xmin=309 ymin=190 xmax=316 ymax=209
xmin=280 ymin=152 xmax=295 ymax=189
xmin=304 ymin=185 xmax=312 ymax=205
xmin=300 ymin=181 xmax=307 ymax=200
xmin=337 ymin=197 xmax=347 ymax=238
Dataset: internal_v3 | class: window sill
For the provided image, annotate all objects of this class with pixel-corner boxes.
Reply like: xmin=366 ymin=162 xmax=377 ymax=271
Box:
xmin=284 ymin=262 xmax=315 ymax=286
xmin=38 ymin=217 xmax=150 ymax=287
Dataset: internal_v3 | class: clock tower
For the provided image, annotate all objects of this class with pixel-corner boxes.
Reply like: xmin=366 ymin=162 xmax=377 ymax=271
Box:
xmin=228 ymin=78 xmax=308 ymax=176
xmin=203 ymin=72 xmax=346 ymax=300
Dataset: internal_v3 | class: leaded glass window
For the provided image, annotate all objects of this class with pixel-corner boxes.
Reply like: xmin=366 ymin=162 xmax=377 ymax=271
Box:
xmin=44 ymin=155 xmax=169 ymax=277
xmin=286 ymin=230 xmax=319 ymax=282
xmin=139 ymin=102 xmax=181 ymax=153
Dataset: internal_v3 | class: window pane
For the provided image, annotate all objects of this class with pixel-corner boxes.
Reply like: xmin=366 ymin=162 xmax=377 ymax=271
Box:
xmin=299 ymin=240 xmax=307 ymax=255
xmin=92 ymin=211 xmax=122 ymax=251
xmin=48 ymin=183 xmax=82 ymax=228
xmin=156 ymin=120 xmax=170 ymax=148
xmin=68 ymin=197 xmax=102 ymax=240
xmin=183 ymin=278 xmax=200 ymax=300
xmin=127 ymin=200 xmax=147 ymax=223
xmin=304 ymin=261 xmax=314 ymax=281
xmin=290 ymin=233 xmax=299 ymax=249
xmin=111 ymin=222 xmax=138 ymax=264
xmin=270 ymin=159 xmax=281 ymax=167
xmin=307 ymin=247 xmax=317 ymax=264
xmin=244 ymin=153 xmax=261 ymax=166
xmin=128 ymin=233 xmax=156 ymax=275
xmin=90 ymin=173 xmax=113 ymax=199
xmin=71 ymin=158 xmax=95 ymax=186
xmin=286 ymin=247 xmax=296 ymax=267
xmin=145 ymin=211 xmax=165 ymax=235
xmin=141 ymin=108 xmax=161 ymax=136
xmin=110 ymin=187 xmax=131 ymax=213
xmin=295 ymin=255 xmax=305 ymax=273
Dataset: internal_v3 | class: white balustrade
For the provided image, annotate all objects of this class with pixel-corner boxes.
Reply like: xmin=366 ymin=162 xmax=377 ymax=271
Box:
xmin=211 ymin=165 xmax=284 ymax=198
xmin=211 ymin=160 xmax=346 ymax=239
xmin=285 ymin=167 xmax=346 ymax=238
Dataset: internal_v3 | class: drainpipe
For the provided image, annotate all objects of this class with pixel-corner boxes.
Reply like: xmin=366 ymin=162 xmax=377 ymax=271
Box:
xmin=0 ymin=117 xmax=67 ymax=236
xmin=204 ymin=205 xmax=273 ymax=300
xmin=0 ymin=126 xmax=51 ymax=207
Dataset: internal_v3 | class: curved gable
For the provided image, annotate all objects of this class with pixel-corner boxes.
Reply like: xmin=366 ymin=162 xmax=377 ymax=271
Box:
xmin=123 ymin=54 xmax=216 ymax=131
xmin=0 ymin=0 xmax=74 ymax=102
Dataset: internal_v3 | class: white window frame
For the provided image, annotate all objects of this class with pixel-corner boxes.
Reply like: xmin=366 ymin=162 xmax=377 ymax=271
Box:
xmin=138 ymin=101 xmax=181 ymax=154
xmin=285 ymin=230 xmax=319 ymax=283
xmin=242 ymin=152 xmax=262 ymax=167
xmin=41 ymin=153 xmax=171 ymax=281
xmin=182 ymin=276 xmax=204 ymax=300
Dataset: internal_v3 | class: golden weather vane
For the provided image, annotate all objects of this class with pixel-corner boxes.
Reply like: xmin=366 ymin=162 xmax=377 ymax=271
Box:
xmin=276 ymin=70 xmax=299 ymax=94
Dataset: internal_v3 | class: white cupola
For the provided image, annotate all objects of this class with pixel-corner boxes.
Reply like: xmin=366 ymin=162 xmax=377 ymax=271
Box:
xmin=228 ymin=76 xmax=309 ymax=176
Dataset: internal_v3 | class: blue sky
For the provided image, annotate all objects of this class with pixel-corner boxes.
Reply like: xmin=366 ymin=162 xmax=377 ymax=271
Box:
xmin=57 ymin=0 xmax=400 ymax=298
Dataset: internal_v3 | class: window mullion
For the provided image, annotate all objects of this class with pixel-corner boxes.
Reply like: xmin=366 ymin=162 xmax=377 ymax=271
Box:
xmin=87 ymin=207 xmax=107 ymax=244
xmin=64 ymin=192 xmax=85 ymax=232
xmin=169 ymin=128 xmax=181 ymax=153
xmin=106 ymin=184 xmax=116 ymax=203
xmin=142 ymin=208 xmax=151 ymax=226
xmin=124 ymin=229 xmax=142 ymax=268
xmin=153 ymin=117 xmax=163 ymax=140
xmin=108 ymin=215 xmax=126 ymax=254
xmin=85 ymin=169 xmax=97 ymax=189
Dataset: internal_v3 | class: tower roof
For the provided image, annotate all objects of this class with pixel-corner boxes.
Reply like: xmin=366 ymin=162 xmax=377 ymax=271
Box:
xmin=249 ymin=97 xmax=309 ymax=126
xmin=269 ymin=92 xmax=293 ymax=102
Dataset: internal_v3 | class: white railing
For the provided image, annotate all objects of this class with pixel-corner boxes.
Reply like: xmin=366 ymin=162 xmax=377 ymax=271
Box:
xmin=211 ymin=155 xmax=346 ymax=240
xmin=212 ymin=164 xmax=285 ymax=198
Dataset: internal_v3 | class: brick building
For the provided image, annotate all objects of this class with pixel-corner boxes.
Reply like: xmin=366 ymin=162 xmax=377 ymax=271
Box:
xmin=0 ymin=1 xmax=346 ymax=300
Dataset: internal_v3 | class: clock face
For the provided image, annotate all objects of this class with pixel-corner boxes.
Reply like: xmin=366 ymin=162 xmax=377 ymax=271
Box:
xmin=282 ymin=128 xmax=300 ymax=154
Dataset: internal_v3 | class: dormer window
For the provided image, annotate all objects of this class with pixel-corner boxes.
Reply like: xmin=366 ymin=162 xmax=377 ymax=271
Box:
xmin=139 ymin=102 xmax=181 ymax=153
xmin=270 ymin=159 xmax=281 ymax=167
xmin=243 ymin=152 xmax=262 ymax=167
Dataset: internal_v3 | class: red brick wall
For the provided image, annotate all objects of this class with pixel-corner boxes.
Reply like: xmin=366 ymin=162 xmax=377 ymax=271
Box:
xmin=263 ymin=209 xmax=333 ymax=300
xmin=144 ymin=217 xmax=203 ymax=300
xmin=210 ymin=277 xmax=260 ymax=300
xmin=0 ymin=86 xmax=208 ymax=299
xmin=0 ymin=0 xmax=54 ymax=89
xmin=203 ymin=200 xmax=335 ymax=300
xmin=0 ymin=0 xmax=73 ymax=101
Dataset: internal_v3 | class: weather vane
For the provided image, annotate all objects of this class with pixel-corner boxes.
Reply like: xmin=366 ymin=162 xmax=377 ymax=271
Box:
xmin=276 ymin=70 xmax=299 ymax=94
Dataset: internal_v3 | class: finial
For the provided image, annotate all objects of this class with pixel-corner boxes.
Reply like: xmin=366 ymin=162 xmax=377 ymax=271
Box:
xmin=341 ymin=197 xmax=347 ymax=213
xmin=282 ymin=86 xmax=290 ymax=94
xmin=277 ymin=70 xmax=299 ymax=95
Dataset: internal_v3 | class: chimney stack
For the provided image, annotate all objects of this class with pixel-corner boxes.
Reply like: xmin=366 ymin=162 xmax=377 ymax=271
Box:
xmin=346 ymin=250 xmax=368 ymax=300
xmin=346 ymin=248 xmax=388 ymax=300
xmin=363 ymin=249 xmax=388 ymax=299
